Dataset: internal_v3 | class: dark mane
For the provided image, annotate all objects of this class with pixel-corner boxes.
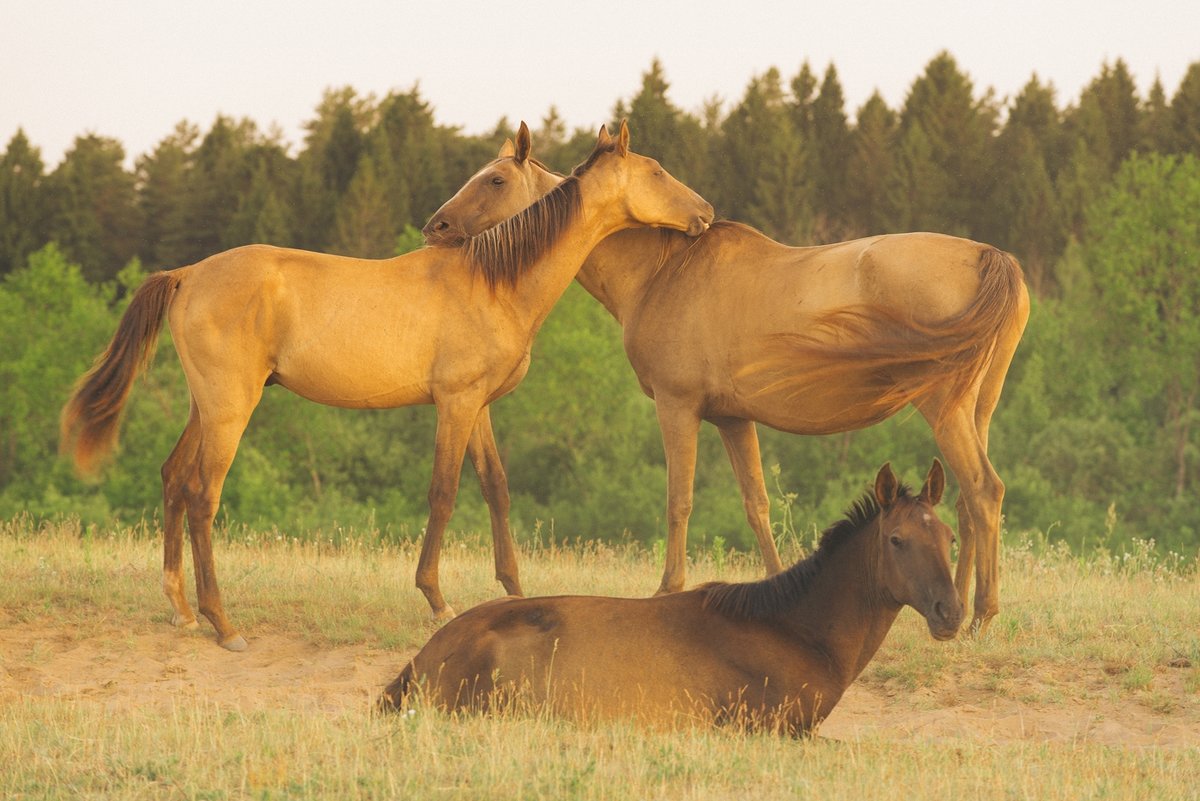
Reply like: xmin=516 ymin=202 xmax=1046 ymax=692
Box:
xmin=464 ymin=176 xmax=582 ymax=291
xmin=462 ymin=141 xmax=616 ymax=291
xmin=700 ymin=484 xmax=912 ymax=621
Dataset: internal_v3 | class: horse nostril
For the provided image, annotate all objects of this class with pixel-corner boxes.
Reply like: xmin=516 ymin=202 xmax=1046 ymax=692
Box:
xmin=435 ymin=220 xmax=449 ymax=231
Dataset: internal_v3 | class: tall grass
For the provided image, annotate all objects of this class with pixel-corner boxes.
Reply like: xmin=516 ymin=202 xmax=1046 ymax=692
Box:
xmin=1 ymin=516 xmax=1198 ymax=800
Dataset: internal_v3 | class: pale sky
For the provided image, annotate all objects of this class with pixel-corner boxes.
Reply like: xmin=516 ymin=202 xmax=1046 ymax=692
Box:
xmin=2 ymin=0 xmax=1197 ymax=168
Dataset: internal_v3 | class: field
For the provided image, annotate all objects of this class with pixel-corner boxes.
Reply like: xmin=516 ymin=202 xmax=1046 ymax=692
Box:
xmin=1 ymin=517 xmax=1198 ymax=800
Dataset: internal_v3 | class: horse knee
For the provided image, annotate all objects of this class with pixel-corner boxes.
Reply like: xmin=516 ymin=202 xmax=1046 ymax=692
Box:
xmin=667 ymin=497 xmax=693 ymax=528
xmin=742 ymin=494 xmax=770 ymax=527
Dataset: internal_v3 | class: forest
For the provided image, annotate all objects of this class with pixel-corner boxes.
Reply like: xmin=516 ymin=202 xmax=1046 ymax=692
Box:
xmin=2 ymin=53 xmax=1199 ymax=556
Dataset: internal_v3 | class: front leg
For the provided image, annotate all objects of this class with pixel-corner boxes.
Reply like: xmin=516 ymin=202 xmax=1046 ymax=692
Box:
xmin=717 ymin=418 xmax=784 ymax=576
xmin=415 ymin=397 xmax=484 ymax=620
xmin=654 ymin=398 xmax=703 ymax=595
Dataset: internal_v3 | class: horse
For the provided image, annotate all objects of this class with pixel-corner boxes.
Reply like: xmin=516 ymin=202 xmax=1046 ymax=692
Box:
xmin=59 ymin=122 xmax=714 ymax=649
xmin=422 ymin=123 xmax=1029 ymax=634
xmin=379 ymin=460 xmax=961 ymax=734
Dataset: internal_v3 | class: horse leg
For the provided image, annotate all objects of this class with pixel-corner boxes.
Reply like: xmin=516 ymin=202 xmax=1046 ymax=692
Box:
xmin=654 ymin=399 xmax=702 ymax=595
xmin=716 ymin=419 xmax=783 ymax=575
xmin=181 ymin=391 xmax=261 ymax=652
xmin=466 ymin=407 xmax=522 ymax=597
xmin=920 ymin=400 xmax=1004 ymax=635
xmin=415 ymin=397 xmax=482 ymax=620
xmin=161 ymin=403 xmax=201 ymax=630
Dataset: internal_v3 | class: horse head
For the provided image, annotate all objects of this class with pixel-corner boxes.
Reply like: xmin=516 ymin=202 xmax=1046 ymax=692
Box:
xmin=873 ymin=459 xmax=963 ymax=640
xmin=425 ymin=120 xmax=712 ymax=245
xmin=576 ymin=120 xmax=712 ymax=238
xmin=424 ymin=121 xmax=562 ymax=246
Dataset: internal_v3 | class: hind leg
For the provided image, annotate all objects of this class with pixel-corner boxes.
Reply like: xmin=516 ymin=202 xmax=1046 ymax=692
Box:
xmin=717 ymin=419 xmax=783 ymax=576
xmin=182 ymin=386 xmax=263 ymax=651
xmin=466 ymin=407 xmax=522 ymax=597
xmin=161 ymin=403 xmax=201 ymax=630
xmin=919 ymin=398 xmax=1004 ymax=635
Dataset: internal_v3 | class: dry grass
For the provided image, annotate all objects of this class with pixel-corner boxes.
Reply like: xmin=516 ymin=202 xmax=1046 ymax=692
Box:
xmin=1 ymin=517 xmax=1198 ymax=800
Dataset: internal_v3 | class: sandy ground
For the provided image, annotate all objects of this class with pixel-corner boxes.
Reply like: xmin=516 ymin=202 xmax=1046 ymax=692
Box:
xmin=2 ymin=617 xmax=1196 ymax=748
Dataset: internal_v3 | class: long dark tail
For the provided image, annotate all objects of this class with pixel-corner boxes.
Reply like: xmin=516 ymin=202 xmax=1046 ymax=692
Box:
xmin=59 ymin=271 xmax=179 ymax=477
xmin=751 ymin=247 xmax=1028 ymax=420
xmin=377 ymin=662 xmax=415 ymax=713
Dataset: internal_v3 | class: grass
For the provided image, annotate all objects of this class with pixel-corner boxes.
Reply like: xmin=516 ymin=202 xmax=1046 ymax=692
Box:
xmin=1 ymin=516 xmax=1199 ymax=800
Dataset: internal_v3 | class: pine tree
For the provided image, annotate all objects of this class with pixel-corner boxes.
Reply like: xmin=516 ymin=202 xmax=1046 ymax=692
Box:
xmin=843 ymin=92 xmax=897 ymax=237
xmin=44 ymin=134 xmax=140 ymax=282
xmin=1069 ymin=60 xmax=1141 ymax=173
xmin=894 ymin=52 xmax=998 ymax=235
xmin=809 ymin=65 xmax=852 ymax=241
xmin=1138 ymin=77 xmax=1175 ymax=154
xmin=988 ymin=75 xmax=1066 ymax=290
xmin=331 ymin=152 xmax=397 ymax=258
xmin=1170 ymin=62 xmax=1200 ymax=156
xmin=0 ymin=130 xmax=48 ymax=275
xmin=374 ymin=87 xmax=448 ymax=226
xmin=720 ymin=68 xmax=811 ymax=242
xmin=136 ymin=122 xmax=198 ymax=269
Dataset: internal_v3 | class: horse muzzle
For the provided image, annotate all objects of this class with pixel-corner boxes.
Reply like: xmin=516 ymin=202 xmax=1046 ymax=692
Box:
xmin=422 ymin=218 xmax=467 ymax=247
xmin=926 ymin=597 xmax=964 ymax=641
xmin=686 ymin=206 xmax=715 ymax=237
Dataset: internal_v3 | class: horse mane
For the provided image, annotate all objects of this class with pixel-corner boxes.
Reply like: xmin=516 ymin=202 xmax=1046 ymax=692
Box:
xmin=700 ymin=484 xmax=911 ymax=621
xmin=463 ymin=141 xmax=616 ymax=291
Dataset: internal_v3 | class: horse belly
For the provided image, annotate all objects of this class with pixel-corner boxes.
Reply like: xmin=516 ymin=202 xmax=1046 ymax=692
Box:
xmin=271 ymin=355 xmax=433 ymax=408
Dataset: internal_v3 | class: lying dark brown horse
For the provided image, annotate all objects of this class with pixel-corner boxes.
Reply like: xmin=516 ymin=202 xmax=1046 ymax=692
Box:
xmin=59 ymin=122 xmax=713 ymax=648
xmin=424 ymin=124 xmax=1029 ymax=634
xmin=380 ymin=460 xmax=961 ymax=734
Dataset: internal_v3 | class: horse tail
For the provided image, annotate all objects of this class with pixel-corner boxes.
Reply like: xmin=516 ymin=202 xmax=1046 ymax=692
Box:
xmin=60 ymin=270 xmax=180 ymax=477
xmin=752 ymin=246 xmax=1028 ymax=422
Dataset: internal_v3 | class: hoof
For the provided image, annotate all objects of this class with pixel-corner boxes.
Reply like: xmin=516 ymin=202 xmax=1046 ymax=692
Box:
xmin=969 ymin=615 xmax=993 ymax=638
xmin=219 ymin=633 xmax=248 ymax=652
xmin=172 ymin=614 xmax=199 ymax=630
xmin=430 ymin=605 xmax=457 ymax=623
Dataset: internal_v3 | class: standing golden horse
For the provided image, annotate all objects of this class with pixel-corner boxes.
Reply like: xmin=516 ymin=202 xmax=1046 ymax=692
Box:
xmin=60 ymin=122 xmax=713 ymax=649
xmin=379 ymin=460 xmax=962 ymax=733
xmin=424 ymin=124 xmax=1029 ymax=633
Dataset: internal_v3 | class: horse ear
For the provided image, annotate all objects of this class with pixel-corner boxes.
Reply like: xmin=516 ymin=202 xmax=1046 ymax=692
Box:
xmin=874 ymin=462 xmax=900 ymax=508
xmin=497 ymin=138 xmax=515 ymax=158
xmin=616 ymin=119 xmax=630 ymax=156
xmin=515 ymin=121 xmax=532 ymax=163
xmin=920 ymin=458 xmax=946 ymax=506
xmin=596 ymin=124 xmax=612 ymax=147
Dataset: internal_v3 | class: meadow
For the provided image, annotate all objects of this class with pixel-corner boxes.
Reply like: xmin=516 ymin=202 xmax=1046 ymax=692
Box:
xmin=0 ymin=516 xmax=1197 ymax=800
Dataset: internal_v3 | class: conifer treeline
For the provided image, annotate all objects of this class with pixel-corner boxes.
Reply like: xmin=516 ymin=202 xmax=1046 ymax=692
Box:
xmin=3 ymin=53 xmax=1199 ymax=298
xmin=3 ymin=54 xmax=1200 ymax=553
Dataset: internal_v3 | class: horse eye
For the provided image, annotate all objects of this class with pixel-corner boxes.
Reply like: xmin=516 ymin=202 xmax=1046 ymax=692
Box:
xmin=889 ymin=534 xmax=904 ymax=548
xmin=491 ymin=176 xmax=505 ymax=186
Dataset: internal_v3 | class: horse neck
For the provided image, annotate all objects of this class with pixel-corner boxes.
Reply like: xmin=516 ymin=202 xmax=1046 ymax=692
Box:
xmin=576 ymin=228 xmax=690 ymax=324
xmin=507 ymin=183 xmax=632 ymax=332
xmin=785 ymin=527 xmax=902 ymax=688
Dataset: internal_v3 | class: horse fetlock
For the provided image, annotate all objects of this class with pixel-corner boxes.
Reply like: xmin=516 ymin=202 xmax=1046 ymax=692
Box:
xmin=496 ymin=573 xmax=524 ymax=597
xmin=430 ymin=604 xmax=457 ymax=622
xmin=171 ymin=612 xmax=199 ymax=630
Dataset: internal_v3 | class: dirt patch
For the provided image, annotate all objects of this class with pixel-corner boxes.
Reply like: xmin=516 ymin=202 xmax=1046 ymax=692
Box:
xmin=2 ymin=618 xmax=1196 ymax=747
